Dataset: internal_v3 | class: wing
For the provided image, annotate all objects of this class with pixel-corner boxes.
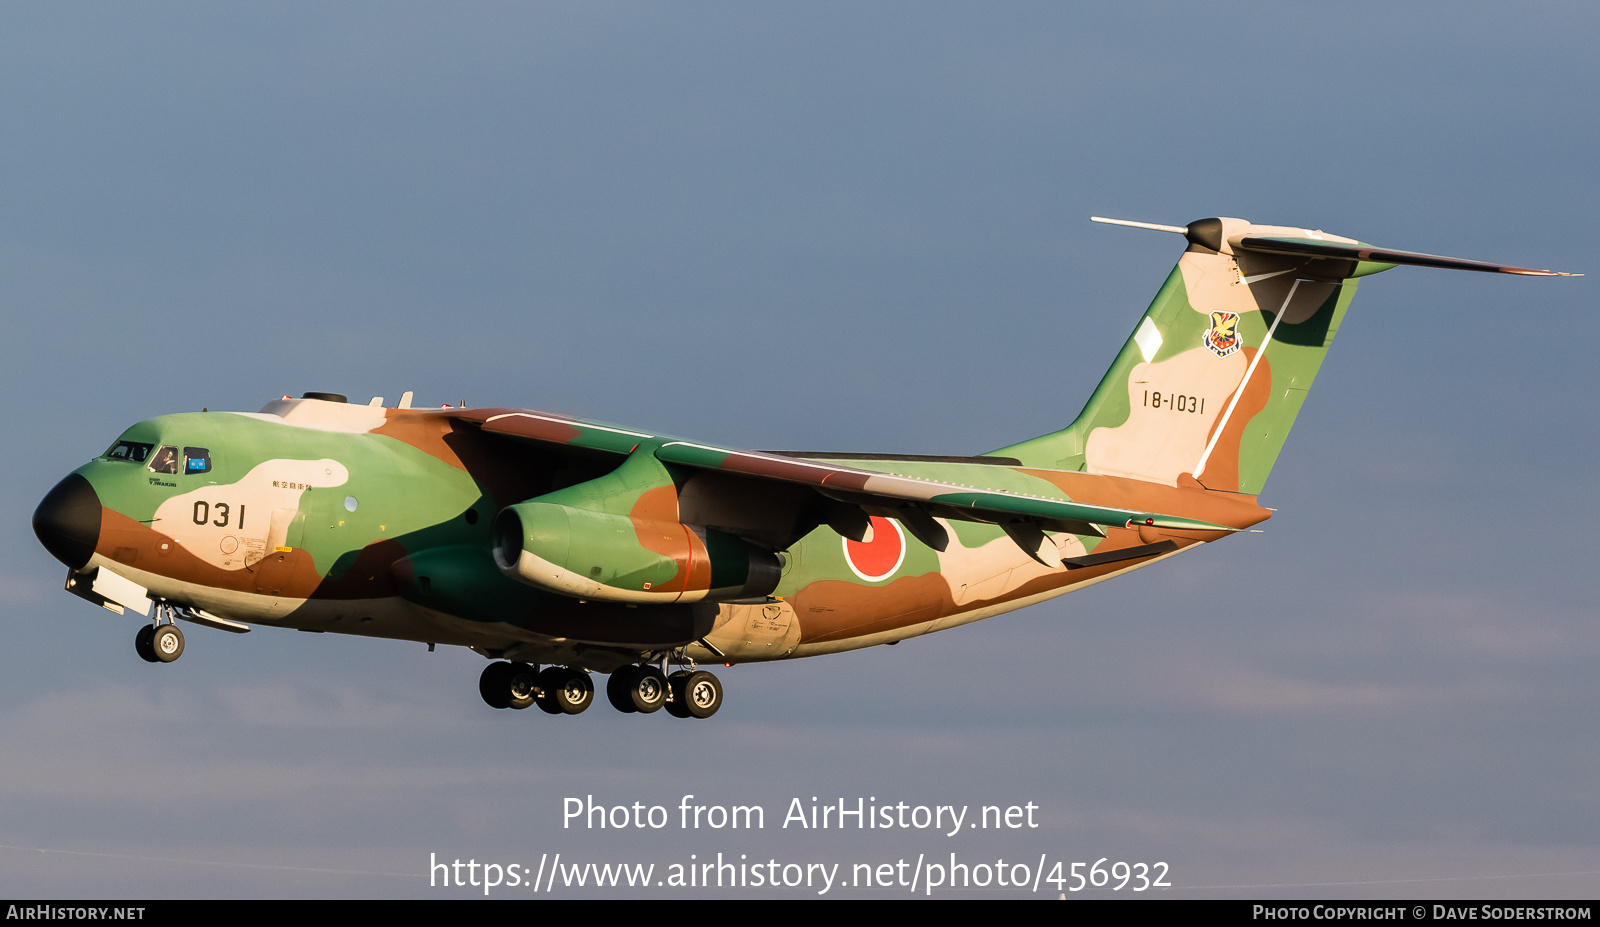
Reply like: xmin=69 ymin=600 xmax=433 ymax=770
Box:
xmin=461 ymin=409 xmax=654 ymax=456
xmin=652 ymin=441 xmax=1235 ymax=537
xmin=457 ymin=410 xmax=1237 ymax=564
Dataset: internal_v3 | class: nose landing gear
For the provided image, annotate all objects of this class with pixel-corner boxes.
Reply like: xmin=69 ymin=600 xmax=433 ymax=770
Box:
xmin=135 ymin=604 xmax=186 ymax=664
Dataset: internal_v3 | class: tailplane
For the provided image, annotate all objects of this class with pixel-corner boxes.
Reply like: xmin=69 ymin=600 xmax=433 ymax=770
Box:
xmin=988 ymin=216 xmax=1576 ymax=495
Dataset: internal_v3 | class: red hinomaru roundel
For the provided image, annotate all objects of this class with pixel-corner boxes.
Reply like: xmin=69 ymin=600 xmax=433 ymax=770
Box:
xmin=842 ymin=516 xmax=905 ymax=582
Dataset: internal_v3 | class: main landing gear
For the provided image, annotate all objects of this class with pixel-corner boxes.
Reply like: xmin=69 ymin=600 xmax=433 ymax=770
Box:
xmin=478 ymin=662 xmax=593 ymax=714
xmin=607 ymin=664 xmax=668 ymax=713
xmin=135 ymin=604 xmax=185 ymax=664
xmin=478 ymin=660 xmax=723 ymax=719
xmin=664 ymin=669 xmax=722 ymax=719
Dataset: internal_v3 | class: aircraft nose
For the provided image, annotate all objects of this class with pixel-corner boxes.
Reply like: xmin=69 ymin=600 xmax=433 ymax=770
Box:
xmin=33 ymin=474 xmax=102 ymax=570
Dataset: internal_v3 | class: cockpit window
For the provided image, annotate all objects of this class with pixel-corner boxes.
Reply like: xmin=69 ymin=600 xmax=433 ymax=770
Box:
xmin=183 ymin=447 xmax=212 ymax=474
xmin=148 ymin=445 xmax=181 ymax=475
xmin=106 ymin=441 xmax=153 ymax=463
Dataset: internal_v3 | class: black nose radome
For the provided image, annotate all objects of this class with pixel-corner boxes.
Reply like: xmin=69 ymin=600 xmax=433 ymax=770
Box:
xmin=34 ymin=474 xmax=101 ymax=570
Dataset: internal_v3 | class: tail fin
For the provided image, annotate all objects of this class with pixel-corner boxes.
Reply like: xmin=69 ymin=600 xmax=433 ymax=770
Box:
xmin=989 ymin=216 xmax=1576 ymax=495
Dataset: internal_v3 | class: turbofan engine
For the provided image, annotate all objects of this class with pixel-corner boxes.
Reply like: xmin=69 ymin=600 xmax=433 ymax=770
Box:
xmin=493 ymin=501 xmax=782 ymax=604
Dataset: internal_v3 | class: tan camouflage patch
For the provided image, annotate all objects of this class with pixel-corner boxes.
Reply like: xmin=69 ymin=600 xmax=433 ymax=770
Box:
xmin=1178 ymin=249 xmax=1336 ymax=323
xmin=1085 ymin=346 xmax=1247 ymax=485
xmin=150 ymin=459 xmax=350 ymax=571
xmin=936 ymin=526 xmax=1086 ymax=607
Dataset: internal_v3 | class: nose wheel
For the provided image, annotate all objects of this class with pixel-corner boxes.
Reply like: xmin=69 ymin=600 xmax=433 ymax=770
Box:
xmin=135 ymin=605 xmax=185 ymax=664
xmin=135 ymin=626 xmax=158 ymax=663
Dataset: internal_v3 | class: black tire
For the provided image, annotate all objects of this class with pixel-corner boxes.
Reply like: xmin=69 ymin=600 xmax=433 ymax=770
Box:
xmin=134 ymin=625 xmax=159 ymax=663
xmin=534 ymin=667 xmax=568 ymax=714
xmin=506 ymin=662 xmax=537 ymax=710
xmin=151 ymin=624 xmax=184 ymax=663
xmin=551 ymin=669 xmax=593 ymax=715
xmin=606 ymin=666 xmax=641 ymax=713
xmin=630 ymin=665 xmax=668 ymax=714
xmin=681 ymin=670 xmax=722 ymax=719
xmin=664 ymin=670 xmax=693 ymax=718
xmin=479 ymin=662 xmax=513 ymax=709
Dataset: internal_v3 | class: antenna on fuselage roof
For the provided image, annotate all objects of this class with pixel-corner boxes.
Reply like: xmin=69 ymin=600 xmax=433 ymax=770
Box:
xmin=398 ymin=391 xmax=414 ymax=410
xmin=368 ymin=396 xmax=383 ymax=407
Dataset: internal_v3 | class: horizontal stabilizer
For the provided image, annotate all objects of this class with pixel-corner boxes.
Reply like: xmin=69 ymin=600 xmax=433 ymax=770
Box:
xmin=1092 ymin=215 xmax=1578 ymax=276
xmin=1236 ymin=236 xmax=1579 ymax=277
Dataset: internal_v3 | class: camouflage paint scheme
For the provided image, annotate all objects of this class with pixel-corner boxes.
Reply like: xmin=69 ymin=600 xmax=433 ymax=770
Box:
xmin=33 ymin=216 xmax=1575 ymax=695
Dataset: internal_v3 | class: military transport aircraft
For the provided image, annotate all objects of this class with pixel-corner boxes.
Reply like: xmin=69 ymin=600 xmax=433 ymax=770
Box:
xmin=33 ymin=216 xmax=1576 ymax=719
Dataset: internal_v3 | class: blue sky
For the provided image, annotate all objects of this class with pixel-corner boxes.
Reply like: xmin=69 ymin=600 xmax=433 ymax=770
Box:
xmin=2 ymin=1 xmax=1596 ymax=898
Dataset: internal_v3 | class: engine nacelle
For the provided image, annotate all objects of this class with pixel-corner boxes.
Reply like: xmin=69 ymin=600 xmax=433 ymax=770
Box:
xmin=493 ymin=501 xmax=782 ymax=604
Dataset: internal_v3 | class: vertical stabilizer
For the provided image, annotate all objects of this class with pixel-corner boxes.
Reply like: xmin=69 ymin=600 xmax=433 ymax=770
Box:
xmin=987 ymin=216 xmax=1572 ymax=495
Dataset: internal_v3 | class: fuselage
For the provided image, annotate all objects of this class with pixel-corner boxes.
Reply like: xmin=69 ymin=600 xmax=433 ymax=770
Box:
xmin=34 ymin=395 xmax=1267 ymax=673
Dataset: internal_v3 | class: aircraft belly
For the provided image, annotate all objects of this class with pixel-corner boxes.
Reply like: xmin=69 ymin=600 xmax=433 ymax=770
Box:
xmin=76 ymin=554 xmax=537 ymax=650
xmin=769 ymin=542 xmax=1194 ymax=660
